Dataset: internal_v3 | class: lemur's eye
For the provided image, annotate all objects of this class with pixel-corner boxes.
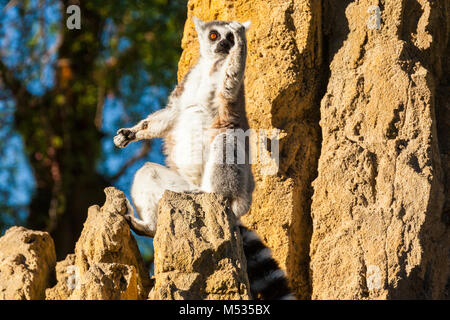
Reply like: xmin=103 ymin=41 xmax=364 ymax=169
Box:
xmin=226 ymin=33 xmax=234 ymax=43
xmin=209 ymin=31 xmax=219 ymax=41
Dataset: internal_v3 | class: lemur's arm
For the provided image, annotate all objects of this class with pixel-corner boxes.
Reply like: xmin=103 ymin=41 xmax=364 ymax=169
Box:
xmin=114 ymin=95 xmax=179 ymax=148
xmin=221 ymin=22 xmax=248 ymax=101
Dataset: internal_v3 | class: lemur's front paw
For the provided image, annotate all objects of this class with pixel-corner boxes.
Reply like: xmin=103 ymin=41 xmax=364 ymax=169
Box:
xmin=229 ymin=21 xmax=246 ymax=39
xmin=114 ymin=128 xmax=135 ymax=148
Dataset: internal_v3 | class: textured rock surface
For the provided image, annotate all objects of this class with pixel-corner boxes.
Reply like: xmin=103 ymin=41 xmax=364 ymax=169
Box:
xmin=2 ymin=0 xmax=448 ymax=301
xmin=0 ymin=226 xmax=56 ymax=300
xmin=310 ymin=0 xmax=450 ymax=299
xmin=178 ymin=0 xmax=323 ymax=299
xmin=46 ymin=187 xmax=151 ymax=300
xmin=178 ymin=0 xmax=449 ymax=299
xmin=149 ymin=191 xmax=250 ymax=300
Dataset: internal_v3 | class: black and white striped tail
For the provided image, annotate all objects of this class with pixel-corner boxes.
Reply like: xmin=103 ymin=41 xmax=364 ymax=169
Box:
xmin=239 ymin=226 xmax=296 ymax=300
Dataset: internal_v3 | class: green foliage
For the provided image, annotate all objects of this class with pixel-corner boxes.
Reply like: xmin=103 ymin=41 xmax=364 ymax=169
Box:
xmin=93 ymin=1 xmax=187 ymax=93
xmin=0 ymin=0 xmax=188 ymax=258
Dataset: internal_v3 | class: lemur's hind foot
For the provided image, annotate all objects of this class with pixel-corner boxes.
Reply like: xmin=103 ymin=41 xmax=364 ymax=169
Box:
xmin=120 ymin=198 xmax=156 ymax=237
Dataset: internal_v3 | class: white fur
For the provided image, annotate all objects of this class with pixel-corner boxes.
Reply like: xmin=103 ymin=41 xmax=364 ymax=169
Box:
xmin=247 ymin=248 xmax=273 ymax=266
xmin=280 ymin=294 xmax=296 ymax=300
xmin=171 ymin=59 xmax=223 ymax=186
xmin=242 ymin=21 xmax=251 ymax=30
xmin=113 ymin=18 xmax=252 ymax=237
xmin=131 ymin=163 xmax=191 ymax=231
xmin=251 ymin=269 xmax=286 ymax=292
xmin=241 ymin=229 xmax=261 ymax=242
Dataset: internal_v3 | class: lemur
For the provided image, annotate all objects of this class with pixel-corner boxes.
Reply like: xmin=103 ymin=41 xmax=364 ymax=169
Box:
xmin=113 ymin=17 xmax=295 ymax=300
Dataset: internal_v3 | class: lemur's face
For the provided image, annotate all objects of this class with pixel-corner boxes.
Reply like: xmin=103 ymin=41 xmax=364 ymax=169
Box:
xmin=193 ymin=17 xmax=250 ymax=59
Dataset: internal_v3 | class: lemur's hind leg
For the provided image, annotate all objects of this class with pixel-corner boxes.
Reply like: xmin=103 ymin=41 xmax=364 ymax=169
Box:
xmin=125 ymin=162 xmax=191 ymax=237
xmin=201 ymin=132 xmax=254 ymax=218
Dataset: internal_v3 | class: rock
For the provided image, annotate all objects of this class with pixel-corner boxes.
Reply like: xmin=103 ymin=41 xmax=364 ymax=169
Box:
xmin=4 ymin=0 xmax=448 ymax=301
xmin=149 ymin=191 xmax=250 ymax=300
xmin=45 ymin=187 xmax=151 ymax=300
xmin=0 ymin=226 xmax=56 ymax=300
xmin=44 ymin=254 xmax=75 ymax=300
xmin=178 ymin=0 xmax=323 ymax=300
xmin=309 ymin=0 xmax=450 ymax=299
xmin=178 ymin=0 xmax=450 ymax=299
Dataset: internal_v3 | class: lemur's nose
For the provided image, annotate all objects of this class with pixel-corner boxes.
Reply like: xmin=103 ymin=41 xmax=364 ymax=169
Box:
xmin=218 ymin=40 xmax=231 ymax=50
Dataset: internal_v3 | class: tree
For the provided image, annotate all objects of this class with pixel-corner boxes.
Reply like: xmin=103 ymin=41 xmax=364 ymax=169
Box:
xmin=0 ymin=0 xmax=187 ymax=258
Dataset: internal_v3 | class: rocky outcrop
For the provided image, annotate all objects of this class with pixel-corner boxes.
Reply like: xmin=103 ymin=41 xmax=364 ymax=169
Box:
xmin=1 ymin=0 xmax=448 ymax=301
xmin=0 ymin=227 xmax=56 ymax=300
xmin=178 ymin=0 xmax=323 ymax=299
xmin=149 ymin=191 xmax=250 ymax=300
xmin=1 ymin=188 xmax=250 ymax=300
xmin=310 ymin=0 xmax=450 ymax=299
xmin=178 ymin=0 xmax=449 ymax=299
xmin=46 ymin=187 xmax=151 ymax=300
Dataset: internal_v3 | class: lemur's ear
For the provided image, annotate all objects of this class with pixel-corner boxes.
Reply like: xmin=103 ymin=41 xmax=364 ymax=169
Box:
xmin=193 ymin=16 xmax=206 ymax=34
xmin=242 ymin=21 xmax=251 ymax=31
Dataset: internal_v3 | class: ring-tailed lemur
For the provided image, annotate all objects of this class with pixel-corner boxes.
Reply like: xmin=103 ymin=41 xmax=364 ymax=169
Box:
xmin=113 ymin=17 xmax=295 ymax=300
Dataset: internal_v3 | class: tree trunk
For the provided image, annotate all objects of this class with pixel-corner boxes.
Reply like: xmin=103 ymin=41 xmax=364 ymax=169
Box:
xmin=13 ymin=3 xmax=109 ymax=259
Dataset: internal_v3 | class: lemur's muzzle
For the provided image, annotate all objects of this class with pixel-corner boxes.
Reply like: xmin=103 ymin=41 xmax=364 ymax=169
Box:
xmin=215 ymin=40 xmax=232 ymax=54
